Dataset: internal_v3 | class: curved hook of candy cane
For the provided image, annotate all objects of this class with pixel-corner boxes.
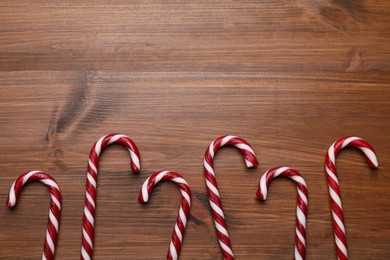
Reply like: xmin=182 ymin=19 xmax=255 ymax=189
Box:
xmin=203 ymin=135 xmax=259 ymax=260
xmin=325 ymin=136 xmax=378 ymax=260
xmin=6 ymin=170 xmax=62 ymax=260
xmin=81 ymin=133 xmax=141 ymax=260
xmin=256 ymin=166 xmax=308 ymax=260
xmin=138 ymin=171 xmax=191 ymax=260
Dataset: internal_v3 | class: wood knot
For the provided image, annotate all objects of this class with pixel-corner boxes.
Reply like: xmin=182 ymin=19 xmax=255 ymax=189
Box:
xmin=345 ymin=49 xmax=364 ymax=72
xmin=49 ymin=148 xmax=64 ymax=159
xmin=319 ymin=6 xmax=350 ymax=31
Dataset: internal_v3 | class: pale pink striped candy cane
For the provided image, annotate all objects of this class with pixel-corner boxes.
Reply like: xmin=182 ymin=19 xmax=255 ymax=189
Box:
xmin=81 ymin=134 xmax=141 ymax=260
xmin=256 ymin=166 xmax=308 ymax=260
xmin=6 ymin=170 xmax=62 ymax=260
xmin=325 ymin=136 xmax=378 ymax=260
xmin=204 ymin=135 xmax=258 ymax=260
xmin=139 ymin=171 xmax=191 ymax=260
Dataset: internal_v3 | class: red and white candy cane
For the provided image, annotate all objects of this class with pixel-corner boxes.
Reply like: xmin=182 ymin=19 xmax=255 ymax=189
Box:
xmin=139 ymin=171 xmax=191 ymax=260
xmin=81 ymin=134 xmax=141 ymax=260
xmin=6 ymin=170 xmax=62 ymax=260
xmin=325 ymin=136 xmax=378 ymax=260
xmin=256 ymin=166 xmax=308 ymax=260
xmin=204 ymin=135 xmax=258 ymax=259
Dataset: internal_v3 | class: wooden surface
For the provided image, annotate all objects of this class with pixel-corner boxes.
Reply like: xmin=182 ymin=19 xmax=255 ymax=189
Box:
xmin=0 ymin=1 xmax=389 ymax=259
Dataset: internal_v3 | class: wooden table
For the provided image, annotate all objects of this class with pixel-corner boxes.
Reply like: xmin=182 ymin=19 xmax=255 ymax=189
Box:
xmin=0 ymin=1 xmax=389 ymax=259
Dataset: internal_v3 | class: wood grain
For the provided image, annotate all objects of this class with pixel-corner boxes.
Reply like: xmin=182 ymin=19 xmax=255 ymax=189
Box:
xmin=0 ymin=1 xmax=389 ymax=259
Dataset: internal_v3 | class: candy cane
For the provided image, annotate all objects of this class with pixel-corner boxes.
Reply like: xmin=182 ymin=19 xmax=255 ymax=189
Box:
xmin=139 ymin=171 xmax=191 ymax=260
xmin=81 ymin=134 xmax=141 ymax=260
xmin=6 ymin=170 xmax=62 ymax=260
xmin=203 ymin=135 xmax=258 ymax=259
xmin=325 ymin=136 xmax=378 ymax=260
xmin=256 ymin=166 xmax=308 ymax=260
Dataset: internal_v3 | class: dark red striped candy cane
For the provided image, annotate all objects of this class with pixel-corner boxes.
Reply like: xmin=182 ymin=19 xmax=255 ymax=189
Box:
xmin=139 ymin=171 xmax=191 ymax=260
xmin=7 ymin=170 xmax=62 ymax=260
xmin=204 ymin=135 xmax=258 ymax=259
xmin=257 ymin=166 xmax=308 ymax=260
xmin=325 ymin=136 xmax=378 ymax=260
xmin=81 ymin=134 xmax=141 ymax=260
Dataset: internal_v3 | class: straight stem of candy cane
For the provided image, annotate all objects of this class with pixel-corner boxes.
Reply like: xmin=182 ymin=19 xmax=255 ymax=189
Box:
xmin=6 ymin=170 xmax=62 ymax=260
xmin=139 ymin=171 xmax=191 ymax=260
xmin=256 ymin=166 xmax=308 ymax=260
xmin=203 ymin=135 xmax=258 ymax=260
xmin=325 ymin=136 xmax=378 ymax=260
xmin=81 ymin=134 xmax=141 ymax=260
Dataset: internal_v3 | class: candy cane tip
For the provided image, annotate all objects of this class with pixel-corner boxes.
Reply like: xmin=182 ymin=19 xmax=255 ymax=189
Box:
xmin=245 ymin=159 xmax=259 ymax=168
xmin=371 ymin=158 xmax=379 ymax=168
xmin=138 ymin=194 xmax=147 ymax=203
xmin=131 ymin=163 xmax=141 ymax=173
xmin=255 ymin=190 xmax=266 ymax=201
